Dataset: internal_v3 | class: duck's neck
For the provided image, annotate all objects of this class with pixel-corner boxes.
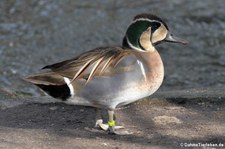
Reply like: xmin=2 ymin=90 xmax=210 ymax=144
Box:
xmin=136 ymin=50 xmax=162 ymax=69
xmin=134 ymin=49 xmax=164 ymax=85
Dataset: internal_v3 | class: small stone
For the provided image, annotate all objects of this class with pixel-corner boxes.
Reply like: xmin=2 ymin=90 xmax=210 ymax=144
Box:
xmin=9 ymin=42 xmax=14 ymax=47
xmin=49 ymin=106 xmax=58 ymax=110
xmin=153 ymin=116 xmax=182 ymax=125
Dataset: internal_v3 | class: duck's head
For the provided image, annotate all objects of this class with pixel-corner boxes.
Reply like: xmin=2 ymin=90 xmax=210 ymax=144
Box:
xmin=123 ymin=13 xmax=187 ymax=52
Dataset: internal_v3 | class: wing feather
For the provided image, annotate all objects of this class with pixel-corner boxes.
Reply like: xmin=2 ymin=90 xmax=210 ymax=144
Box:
xmin=112 ymin=53 xmax=128 ymax=68
xmin=86 ymin=57 xmax=104 ymax=83
xmin=99 ymin=55 xmax=115 ymax=76
xmin=71 ymin=58 xmax=94 ymax=82
xmin=43 ymin=47 xmax=134 ymax=84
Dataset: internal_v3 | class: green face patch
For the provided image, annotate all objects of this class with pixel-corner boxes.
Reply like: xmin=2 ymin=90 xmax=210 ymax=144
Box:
xmin=126 ymin=20 xmax=152 ymax=50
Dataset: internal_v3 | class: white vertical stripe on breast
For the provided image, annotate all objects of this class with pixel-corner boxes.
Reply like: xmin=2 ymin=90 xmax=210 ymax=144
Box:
xmin=137 ymin=60 xmax=147 ymax=81
xmin=64 ymin=77 xmax=75 ymax=97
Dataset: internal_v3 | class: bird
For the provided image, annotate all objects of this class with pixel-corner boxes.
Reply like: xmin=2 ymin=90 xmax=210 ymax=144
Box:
xmin=24 ymin=13 xmax=187 ymax=135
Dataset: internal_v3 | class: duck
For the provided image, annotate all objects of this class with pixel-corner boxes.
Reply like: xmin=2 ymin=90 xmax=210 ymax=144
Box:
xmin=24 ymin=13 xmax=187 ymax=135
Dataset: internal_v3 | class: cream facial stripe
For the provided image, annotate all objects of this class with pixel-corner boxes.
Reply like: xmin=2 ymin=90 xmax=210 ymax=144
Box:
xmin=151 ymin=24 xmax=168 ymax=43
xmin=131 ymin=18 xmax=161 ymax=25
xmin=64 ymin=77 xmax=75 ymax=96
xmin=139 ymin=28 xmax=155 ymax=52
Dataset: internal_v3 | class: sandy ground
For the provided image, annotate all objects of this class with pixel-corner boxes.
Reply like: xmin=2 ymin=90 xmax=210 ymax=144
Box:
xmin=0 ymin=88 xmax=225 ymax=149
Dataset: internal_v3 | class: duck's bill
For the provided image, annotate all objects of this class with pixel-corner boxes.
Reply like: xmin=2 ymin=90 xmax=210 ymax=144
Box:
xmin=165 ymin=33 xmax=188 ymax=45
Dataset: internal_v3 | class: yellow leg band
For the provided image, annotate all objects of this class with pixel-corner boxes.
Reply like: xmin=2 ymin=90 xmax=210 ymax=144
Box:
xmin=108 ymin=120 xmax=115 ymax=127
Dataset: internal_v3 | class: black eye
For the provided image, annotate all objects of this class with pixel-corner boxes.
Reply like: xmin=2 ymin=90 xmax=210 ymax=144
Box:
xmin=151 ymin=22 xmax=161 ymax=32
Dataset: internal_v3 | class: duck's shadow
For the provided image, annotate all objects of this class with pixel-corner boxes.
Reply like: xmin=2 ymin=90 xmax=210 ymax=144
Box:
xmin=0 ymin=102 xmax=99 ymax=130
xmin=0 ymin=102 xmax=157 ymax=144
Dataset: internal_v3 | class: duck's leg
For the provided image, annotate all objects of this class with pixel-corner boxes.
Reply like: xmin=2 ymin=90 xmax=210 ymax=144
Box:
xmin=107 ymin=110 xmax=129 ymax=135
xmin=107 ymin=110 xmax=116 ymax=134
xmin=95 ymin=109 xmax=124 ymax=133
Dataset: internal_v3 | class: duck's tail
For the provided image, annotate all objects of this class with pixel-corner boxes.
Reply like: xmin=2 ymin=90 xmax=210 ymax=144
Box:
xmin=23 ymin=72 xmax=72 ymax=100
